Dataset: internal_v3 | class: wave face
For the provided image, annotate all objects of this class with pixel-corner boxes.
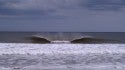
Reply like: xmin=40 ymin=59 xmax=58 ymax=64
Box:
xmin=71 ymin=38 xmax=120 ymax=43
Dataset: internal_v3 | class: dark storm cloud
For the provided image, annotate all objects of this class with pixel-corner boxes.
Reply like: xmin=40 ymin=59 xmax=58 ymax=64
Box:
xmin=83 ymin=0 xmax=125 ymax=10
xmin=0 ymin=0 xmax=19 ymax=5
xmin=0 ymin=8 xmax=46 ymax=16
xmin=0 ymin=0 xmax=79 ymax=16
xmin=0 ymin=0 xmax=47 ymax=16
xmin=1 ymin=0 xmax=125 ymax=16
xmin=0 ymin=0 xmax=125 ymax=32
xmin=0 ymin=0 xmax=19 ymax=10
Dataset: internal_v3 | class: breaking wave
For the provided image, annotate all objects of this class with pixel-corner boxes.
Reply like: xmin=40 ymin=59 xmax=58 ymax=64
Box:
xmin=29 ymin=34 xmax=119 ymax=44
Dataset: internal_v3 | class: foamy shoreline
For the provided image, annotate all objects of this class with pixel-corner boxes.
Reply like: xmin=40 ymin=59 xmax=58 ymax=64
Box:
xmin=0 ymin=43 xmax=125 ymax=70
xmin=0 ymin=43 xmax=125 ymax=54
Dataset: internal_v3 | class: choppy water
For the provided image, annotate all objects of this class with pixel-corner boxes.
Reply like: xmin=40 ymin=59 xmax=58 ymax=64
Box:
xmin=0 ymin=32 xmax=125 ymax=43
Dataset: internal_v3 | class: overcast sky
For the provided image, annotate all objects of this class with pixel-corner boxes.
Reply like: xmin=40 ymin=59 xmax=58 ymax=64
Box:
xmin=0 ymin=0 xmax=125 ymax=32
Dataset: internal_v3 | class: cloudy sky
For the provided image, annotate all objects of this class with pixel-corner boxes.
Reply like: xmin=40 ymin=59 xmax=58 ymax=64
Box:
xmin=0 ymin=0 xmax=125 ymax=32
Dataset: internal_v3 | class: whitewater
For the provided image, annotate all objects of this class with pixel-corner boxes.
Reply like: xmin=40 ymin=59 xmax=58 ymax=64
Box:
xmin=0 ymin=43 xmax=125 ymax=70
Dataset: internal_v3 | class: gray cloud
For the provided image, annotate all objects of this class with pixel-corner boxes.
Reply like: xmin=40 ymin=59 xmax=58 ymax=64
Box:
xmin=83 ymin=0 xmax=125 ymax=11
xmin=0 ymin=0 xmax=125 ymax=32
xmin=1 ymin=0 xmax=125 ymax=16
xmin=0 ymin=0 xmax=47 ymax=16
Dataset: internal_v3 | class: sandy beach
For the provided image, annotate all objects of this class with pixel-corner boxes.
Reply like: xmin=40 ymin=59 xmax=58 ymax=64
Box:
xmin=0 ymin=43 xmax=125 ymax=70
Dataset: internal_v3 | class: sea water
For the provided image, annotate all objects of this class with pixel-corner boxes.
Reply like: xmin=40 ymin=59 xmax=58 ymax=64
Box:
xmin=0 ymin=32 xmax=125 ymax=70
xmin=0 ymin=32 xmax=125 ymax=43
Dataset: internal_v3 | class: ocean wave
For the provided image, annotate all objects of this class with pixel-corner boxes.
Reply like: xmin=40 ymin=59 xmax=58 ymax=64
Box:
xmin=28 ymin=35 xmax=120 ymax=44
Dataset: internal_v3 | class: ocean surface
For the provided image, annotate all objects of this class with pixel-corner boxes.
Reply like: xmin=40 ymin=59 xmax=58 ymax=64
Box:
xmin=0 ymin=32 xmax=125 ymax=43
xmin=0 ymin=33 xmax=125 ymax=70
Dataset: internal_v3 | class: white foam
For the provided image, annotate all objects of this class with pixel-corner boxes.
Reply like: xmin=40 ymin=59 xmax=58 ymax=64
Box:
xmin=51 ymin=41 xmax=70 ymax=44
xmin=0 ymin=43 xmax=125 ymax=70
xmin=0 ymin=43 xmax=125 ymax=54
